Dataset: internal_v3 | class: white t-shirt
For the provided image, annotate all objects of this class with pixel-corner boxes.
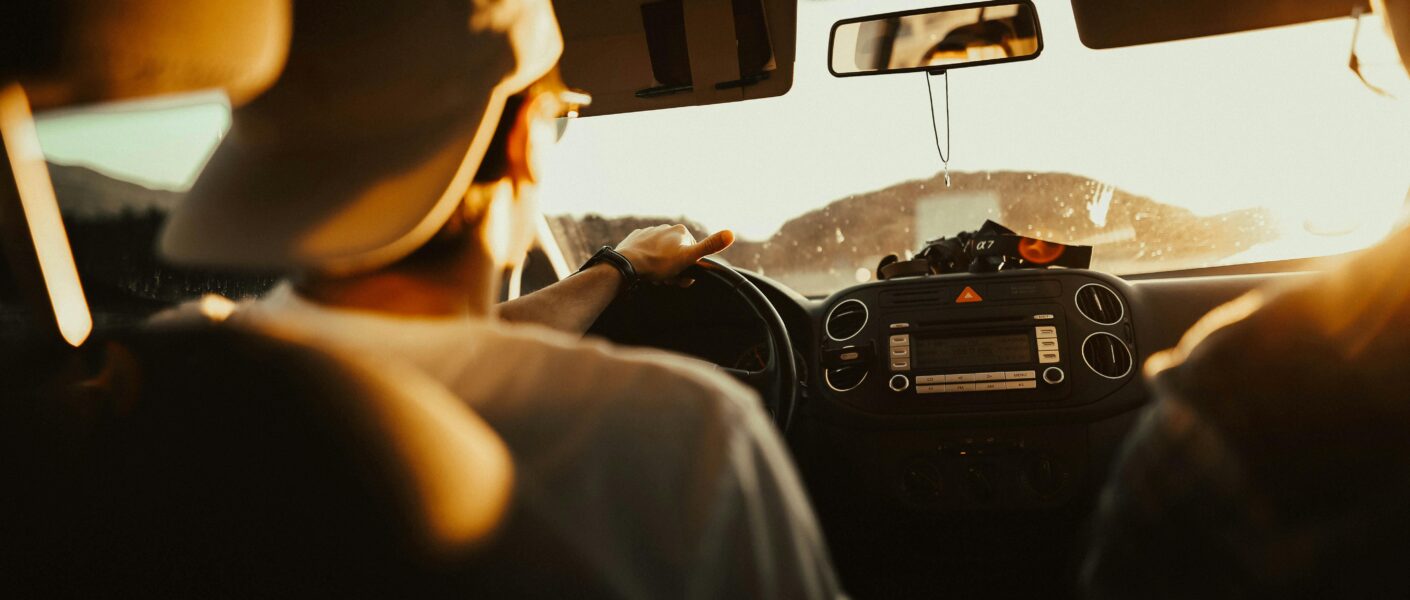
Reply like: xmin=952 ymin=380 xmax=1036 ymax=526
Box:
xmin=212 ymin=283 xmax=842 ymax=599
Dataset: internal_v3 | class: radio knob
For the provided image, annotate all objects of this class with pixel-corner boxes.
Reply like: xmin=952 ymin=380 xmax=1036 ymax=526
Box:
xmin=889 ymin=374 xmax=911 ymax=392
xmin=1042 ymin=367 xmax=1066 ymax=385
xmin=1023 ymin=454 xmax=1064 ymax=496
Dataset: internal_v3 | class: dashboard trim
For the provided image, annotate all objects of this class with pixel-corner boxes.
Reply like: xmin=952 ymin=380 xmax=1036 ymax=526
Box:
xmin=824 ymin=298 xmax=869 ymax=342
xmin=1080 ymin=331 xmax=1134 ymax=380
xmin=1074 ymin=282 xmax=1125 ymax=325
xmin=824 ymin=366 xmax=869 ymax=393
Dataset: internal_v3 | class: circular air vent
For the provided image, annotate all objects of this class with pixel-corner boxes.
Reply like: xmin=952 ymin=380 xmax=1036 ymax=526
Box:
xmin=1075 ymin=283 xmax=1124 ymax=325
xmin=1082 ymin=332 xmax=1134 ymax=380
xmin=825 ymin=299 xmax=869 ymax=342
xmin=824 ymin=366 xmax=868 ymax=392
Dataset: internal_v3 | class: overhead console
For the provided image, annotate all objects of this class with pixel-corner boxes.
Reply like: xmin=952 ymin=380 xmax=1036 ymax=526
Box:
xmin=817 ymin=270 xmax=1137 ymax=416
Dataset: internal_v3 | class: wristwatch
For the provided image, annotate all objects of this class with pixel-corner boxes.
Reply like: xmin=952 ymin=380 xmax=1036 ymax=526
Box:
xmin=578 ymin=245 xmax=639 ymax=292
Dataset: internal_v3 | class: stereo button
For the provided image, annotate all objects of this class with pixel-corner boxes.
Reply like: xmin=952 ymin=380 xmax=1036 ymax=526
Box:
xmin=1037 ymin=338 xmax=1060 ymax=351
xmin=1007 ymin=380 xmax=1038 ymax=390
xmin=890 ymin=358 xmax=911 ymax=371
xmin=889 ymin=334 xmax=910 ymax=346
xmin=1034 ymin=314 xmax=1055 ymax=320
xmin=917 ymin=385 xmax=943 ymax=394
xmin=889 ymin=374 xmax=911 ymax=392
xmin=890 ymin=346 xmax=911 ymax=358
xmin=977 ymin=382 xmax=1005 ymax=392
xmin=974 ymin=372 xmax=1005 ymax=382
xmin=1039 ymin=351 xmax=1061 ymax=364
xmin=943 ymin=373 xmax=976 ymax=382
xmin=1035 ymin=326 xmax=1058 ymax=339
xmin=916 ymin=375 xmax=943 ymax=385
xmin=941 ymin=383 xmax=976 ymax=393
xmin=1006 ymin=370 xmax=1036 ymax=380
xmin=890 ymin=322 xmax=911 ymax=329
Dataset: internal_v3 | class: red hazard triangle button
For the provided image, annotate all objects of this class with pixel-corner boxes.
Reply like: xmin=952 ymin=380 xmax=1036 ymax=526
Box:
xmin=956 ymin=286 xmax=983 ymax=303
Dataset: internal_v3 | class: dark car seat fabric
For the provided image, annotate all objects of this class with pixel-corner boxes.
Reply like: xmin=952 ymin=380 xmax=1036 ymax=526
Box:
xmin=1085 ymin=226 xmax=1410 ymax=599
xmin=0 ymin=326 xmax=495 ymax=598
xmin=0 ymin=323 xmax=622 ymax=598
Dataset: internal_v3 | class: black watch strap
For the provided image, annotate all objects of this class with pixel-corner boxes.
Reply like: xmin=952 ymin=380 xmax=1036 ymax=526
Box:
xmin=578 ymin=245 xmax=639 ymax=291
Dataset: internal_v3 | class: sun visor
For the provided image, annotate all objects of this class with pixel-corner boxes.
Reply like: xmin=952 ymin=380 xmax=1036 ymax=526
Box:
xmin=1070 ymin=0 xmax=1369 ymax=49
xmin=552 ymin=0 xmax=795 ymax=116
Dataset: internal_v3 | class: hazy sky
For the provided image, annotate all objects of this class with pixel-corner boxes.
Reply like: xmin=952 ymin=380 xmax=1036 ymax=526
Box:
xmin=34 ymin=0 xmax=1410 ymax=249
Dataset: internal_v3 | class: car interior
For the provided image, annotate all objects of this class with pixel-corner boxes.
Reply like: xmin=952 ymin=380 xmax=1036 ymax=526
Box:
xmin=4 ymin=0 xmax=1410 ymax=598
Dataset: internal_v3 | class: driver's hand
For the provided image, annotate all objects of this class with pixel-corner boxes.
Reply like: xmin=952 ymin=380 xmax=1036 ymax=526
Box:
xmin=615 ymin=224 xmax=735 ymax=285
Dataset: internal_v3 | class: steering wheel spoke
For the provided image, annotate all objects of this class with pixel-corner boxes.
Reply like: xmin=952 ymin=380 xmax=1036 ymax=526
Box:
xmin=682 ymin=259 xmax=798 ymax=431
xmin=718 ymin=365 xmax=771 ymax=388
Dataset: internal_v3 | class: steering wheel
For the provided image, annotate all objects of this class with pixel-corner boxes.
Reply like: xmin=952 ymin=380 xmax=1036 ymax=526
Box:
xmin=687 ymin=258 xmax=798 ymax=430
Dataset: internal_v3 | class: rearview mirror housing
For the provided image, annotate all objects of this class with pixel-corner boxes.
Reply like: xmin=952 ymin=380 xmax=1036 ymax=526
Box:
xmin=829 ymin=0 xmax=1043 ymax=77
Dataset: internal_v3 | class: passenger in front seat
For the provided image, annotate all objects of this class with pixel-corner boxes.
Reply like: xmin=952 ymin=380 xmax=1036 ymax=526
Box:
xmin=1083 ymin=2 xmax=1410 ymax=598
xmin=153 ymin=1 xmax=841 ymax=598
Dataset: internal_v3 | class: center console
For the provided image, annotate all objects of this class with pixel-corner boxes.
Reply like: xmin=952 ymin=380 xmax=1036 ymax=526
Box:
xmin=818 ymin=271 xmax=1135 ymax=416
xmin=801 ymin=270 xmax=1142 ymax=513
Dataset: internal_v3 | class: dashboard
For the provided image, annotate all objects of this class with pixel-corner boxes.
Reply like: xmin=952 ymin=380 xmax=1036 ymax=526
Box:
xmin=589 ymin=264 xmax=1300 ymax=597
xmin=590 ymin=268 xmax=1156 ymax=507
xmin=589 ymin=267 xmax=1288 ymax=499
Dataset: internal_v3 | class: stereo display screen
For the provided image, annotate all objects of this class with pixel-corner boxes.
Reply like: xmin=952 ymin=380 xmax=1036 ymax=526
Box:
xmin=913 ymin=333 xmax=1032 ymax=369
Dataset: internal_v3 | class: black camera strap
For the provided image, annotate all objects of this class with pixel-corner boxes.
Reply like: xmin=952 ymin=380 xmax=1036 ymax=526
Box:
xmin=877 ymin=221 xmax=1092 ymax=280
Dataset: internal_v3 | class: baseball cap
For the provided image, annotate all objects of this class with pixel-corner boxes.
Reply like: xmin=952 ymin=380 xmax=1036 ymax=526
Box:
xmin=159 ymin=0 xmax=563 ymax=274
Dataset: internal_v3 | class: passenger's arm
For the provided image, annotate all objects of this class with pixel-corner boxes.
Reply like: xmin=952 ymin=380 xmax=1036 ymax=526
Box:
xmin=497 ymin=225 xmax=734 ymax=334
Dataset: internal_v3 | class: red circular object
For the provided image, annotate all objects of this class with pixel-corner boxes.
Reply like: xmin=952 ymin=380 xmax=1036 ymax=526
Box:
xmin=1018 ymin=239 xmax=1065 ymax=264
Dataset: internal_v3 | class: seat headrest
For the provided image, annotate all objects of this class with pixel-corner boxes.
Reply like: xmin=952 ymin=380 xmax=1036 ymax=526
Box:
xmin=0 ymin=324 xmax=511 ymax=596
xmin=2 ymin=0 xmax=290 ymax=110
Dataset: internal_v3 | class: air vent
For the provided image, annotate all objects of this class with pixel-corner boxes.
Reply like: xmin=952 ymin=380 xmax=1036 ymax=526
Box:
xmin=1082 ymin=332 xmax=1134 ymax=380
xmin=1075 ymin=283 xmax=1124 ymax=325
xmin=824 ymin=366 xmax=868 ymax=392
xmin=825 ymin=299 xmax=869 ymax=342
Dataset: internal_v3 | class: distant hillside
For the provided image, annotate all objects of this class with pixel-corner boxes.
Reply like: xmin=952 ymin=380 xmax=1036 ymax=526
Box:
xmin=47 ymin=162 xmax=184 ymax=218
xmin=550 ymin=170 xmax=1276 ymax=292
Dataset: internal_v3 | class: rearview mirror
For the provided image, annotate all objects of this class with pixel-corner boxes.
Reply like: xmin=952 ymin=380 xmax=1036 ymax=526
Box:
xmin=829 ymin=1 xmax=1043 ymax=77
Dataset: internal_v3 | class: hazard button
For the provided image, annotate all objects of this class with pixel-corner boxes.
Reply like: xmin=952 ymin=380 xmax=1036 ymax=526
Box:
xmin=956 ymin=286 xmax=983 ymax=303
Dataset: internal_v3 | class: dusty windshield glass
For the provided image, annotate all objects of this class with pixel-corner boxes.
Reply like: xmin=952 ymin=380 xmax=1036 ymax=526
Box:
xmin=540 ymin=0 xmax=1410 ymax=296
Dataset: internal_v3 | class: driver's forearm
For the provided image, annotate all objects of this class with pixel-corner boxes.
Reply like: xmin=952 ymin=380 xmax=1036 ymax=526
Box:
xmin=496 ymin=263 xmax=623 ymax=335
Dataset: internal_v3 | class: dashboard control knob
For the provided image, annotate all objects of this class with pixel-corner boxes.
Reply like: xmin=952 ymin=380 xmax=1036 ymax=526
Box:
xmin=900 ymin=458 xmax=944 ymax=504
xmin=1024 ymin=454 xmax=1064 ymax=497
xmin=888 ymin=374 xmax=910 ymax=392
xmin=965 ymin=464 xmax=996 ymax=504
xmin=1042 ymin=367 xmax=1065 ymax=385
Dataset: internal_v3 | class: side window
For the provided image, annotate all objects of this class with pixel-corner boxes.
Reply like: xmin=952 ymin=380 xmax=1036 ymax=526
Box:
xmin=32 ymin=95 xmax=276 ymax=326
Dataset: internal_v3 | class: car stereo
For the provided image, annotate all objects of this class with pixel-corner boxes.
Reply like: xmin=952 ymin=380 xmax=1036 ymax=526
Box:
xmin=817 ymin=272 xmax=1139 ymax=415
xmin=881 ymin=304 xmax=1070 ymax=401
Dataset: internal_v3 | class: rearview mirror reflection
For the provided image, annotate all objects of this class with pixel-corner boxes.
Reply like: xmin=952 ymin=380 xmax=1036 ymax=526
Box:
xmin=830 ymin=1 xmax=1042 ymax=77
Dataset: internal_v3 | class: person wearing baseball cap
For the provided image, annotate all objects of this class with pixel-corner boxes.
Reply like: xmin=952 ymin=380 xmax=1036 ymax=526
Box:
xmin=1083 ymin=1 xmax=1410 ymax=597
xmin=155 ymin=1 xmax=842 ymax=597
xmin=3 ymin=1 xmax=527 ymax=595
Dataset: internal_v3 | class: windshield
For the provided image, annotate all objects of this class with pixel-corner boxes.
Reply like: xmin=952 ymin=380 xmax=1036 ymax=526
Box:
xmin=30 ymin=0 xmax=1410 ymax=302
xmin=540 ymin=0 xmax=1410 ymax=295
